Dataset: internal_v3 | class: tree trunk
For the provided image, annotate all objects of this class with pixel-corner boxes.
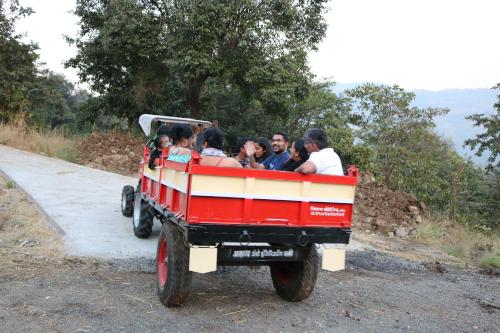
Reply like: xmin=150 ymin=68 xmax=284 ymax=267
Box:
xmin=127 ymin=117 xmax=133 ymax=133
xmin=449 ymin=172 xmax=457 ymax=222
xmin=383 ymin=152 xmax=394 ymax=188
xmin=186 ymin=75 xmax=208 ymax=119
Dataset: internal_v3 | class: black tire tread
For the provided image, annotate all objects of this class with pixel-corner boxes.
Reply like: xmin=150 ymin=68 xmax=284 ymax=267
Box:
xmin=270 ymin=246 xmax=319 ymax=302
xmin=133 ymin=196 xmax=154 ymax=239
xmin=121 ymin=185 xmax=134 ymax=217
xmin=156 ymin=222 xmax=192 ymax=307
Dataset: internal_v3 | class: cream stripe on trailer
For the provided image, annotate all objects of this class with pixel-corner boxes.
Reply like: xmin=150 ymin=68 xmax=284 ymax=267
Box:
xmin=189 ymin=191 xmax=354 ymax=204
xmin=160 ymin=180 xmax=187 ymax=193
xmin=190 ymin=174 xmax=356 ymax=203
xmin=145 ymin=169 xmax=356 ymax=203
xmin=143 ymin=167 xmax=161 ymax=182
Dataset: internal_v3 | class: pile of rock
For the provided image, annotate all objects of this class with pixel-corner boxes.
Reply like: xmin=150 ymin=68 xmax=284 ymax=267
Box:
xmin=352 ymin=172 xmax=426 ymax=238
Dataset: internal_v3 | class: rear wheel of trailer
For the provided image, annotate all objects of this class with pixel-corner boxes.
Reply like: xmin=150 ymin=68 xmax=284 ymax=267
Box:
xmin=156 ymin=222 xmax=192 ymax=307
xmin=270 ymin=245 xmax=319 ymax=301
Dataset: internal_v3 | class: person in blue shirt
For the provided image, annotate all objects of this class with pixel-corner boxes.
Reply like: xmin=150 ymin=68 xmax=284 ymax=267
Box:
xmin=166 ymin=124 xmax=194 ymax=163
xmin=245 ymin=131 xmax=290 ymax=170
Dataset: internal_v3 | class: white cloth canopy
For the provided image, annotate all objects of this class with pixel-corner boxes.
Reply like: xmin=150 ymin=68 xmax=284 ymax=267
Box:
xmin=138 ymin=114 xmax=212 ymax=136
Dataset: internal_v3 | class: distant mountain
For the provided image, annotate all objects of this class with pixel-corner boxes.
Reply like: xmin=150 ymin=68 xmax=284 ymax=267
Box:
xmin=332 ymin=83 xmax=497 ymax=166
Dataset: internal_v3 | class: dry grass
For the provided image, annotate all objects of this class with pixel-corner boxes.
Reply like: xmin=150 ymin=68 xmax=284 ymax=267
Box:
xmin=0 ymin=176 xmax=64 ymax=278
xmin=0 ymin=118 xmax=82 ymax=163
xmin=413 ymin=214 xmax=500 ymax=268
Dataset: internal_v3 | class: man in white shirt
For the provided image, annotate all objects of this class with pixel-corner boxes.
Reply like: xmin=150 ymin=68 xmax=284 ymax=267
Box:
xmin=295 ymin=128 xmax=344 ymax=175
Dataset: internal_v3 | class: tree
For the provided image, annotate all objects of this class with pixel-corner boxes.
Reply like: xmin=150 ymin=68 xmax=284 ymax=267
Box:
xmin=465 ymin=83 xmax=500 ymax=173
xmin=464 ymin=83 xmax=500 ymax=229
xmin=286 ymin=81 xmax=370 ymax=168
xmin=346 ymin=83 xmax=448 ymax=187
xmin=67 ymin=0 xmax=328 ymax=124
xmin=0 ymin=0 xmax=38 ymax=121
xmin=66 ymin=0 xmax=178 ymax=130
xmin=27 ymin=71 xmax=90 ymax=130
xmin=201 ymin=78 xmax=283 ymax=145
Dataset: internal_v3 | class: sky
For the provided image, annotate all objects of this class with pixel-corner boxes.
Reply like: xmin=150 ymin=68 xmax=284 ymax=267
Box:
xmin=308 ymin=0 xmax=500 ymax=90
xmin=16 ymin=0 xmax=500 ymax=91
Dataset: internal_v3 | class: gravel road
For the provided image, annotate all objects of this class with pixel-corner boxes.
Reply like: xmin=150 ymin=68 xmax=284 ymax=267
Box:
xmin=0 ymin=255 xmax=498 ymax=333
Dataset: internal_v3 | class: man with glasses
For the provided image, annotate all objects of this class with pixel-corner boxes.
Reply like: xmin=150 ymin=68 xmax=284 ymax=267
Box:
xmin=245 ymin=131 xmax=290 ymax=170
xmin=295 ymin=128 xmax=343 ymax=175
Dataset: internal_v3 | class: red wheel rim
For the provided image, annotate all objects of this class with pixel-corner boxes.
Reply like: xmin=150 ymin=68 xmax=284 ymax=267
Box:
xmin=275 ymin=265 xmax=293 ymax=284
xmin=157 ymin=237 xmax=168 ymax=287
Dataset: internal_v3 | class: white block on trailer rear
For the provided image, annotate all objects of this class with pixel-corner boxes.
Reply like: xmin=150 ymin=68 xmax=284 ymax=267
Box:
xmin=189 ymin=246 xmax=217 ymax=273
xmin=322 ymin=247 xmax=346 ymax=272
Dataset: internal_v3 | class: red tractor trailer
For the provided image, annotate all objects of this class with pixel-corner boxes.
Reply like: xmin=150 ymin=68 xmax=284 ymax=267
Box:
xmin=121 ymin=115 xmax=358 ymax=307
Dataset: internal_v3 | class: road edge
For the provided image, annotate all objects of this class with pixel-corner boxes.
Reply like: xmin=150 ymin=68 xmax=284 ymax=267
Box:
xmin=0 ymin=168 xmax=66 ymax=236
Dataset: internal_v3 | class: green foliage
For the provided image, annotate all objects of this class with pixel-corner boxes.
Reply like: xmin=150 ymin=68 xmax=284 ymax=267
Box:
xmin=67 ymin=0 xmax=180 ymax=129
xmin=346 ymin=83 xmax=449 ymax=187
xmin=0 ymin=2 xmax=91 ymax=131
xmin=200 ymin=79 xmax=369 ymax=167
xmin=463 ymin=83 xmax=500 ymax=229
xmin=465 ymin=83 xmax=500 ymax=173
xmin=5 ymin=180 xmax=15 ymax=189
xmin=26 ymin=71 xmax=90 ymax=130
xmin=447 ymin=245 xmax=466 ymax=258
xmin=0 ymin=0 xmax=38 ymax=121
xmin=67 ymin=0 xmax=328 ymax=124
xmin=480 ymin=255 xmax=500 ymax=268
xmin=347 ymin=83 xmax=498 ymax=229
xmin=202 ymin=79 xmax=282 ymax=145
xmin=286 ymin=81 xmax=370 ymax=168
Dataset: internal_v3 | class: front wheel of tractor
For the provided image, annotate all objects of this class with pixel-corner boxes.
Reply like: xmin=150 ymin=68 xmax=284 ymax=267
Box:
xmin=132 ymin=191 xmax=153 ymax=239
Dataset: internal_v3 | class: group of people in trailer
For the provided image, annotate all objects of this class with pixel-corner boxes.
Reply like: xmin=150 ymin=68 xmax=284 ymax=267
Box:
xmin=148 ymin=124 xmax=343 ymax=176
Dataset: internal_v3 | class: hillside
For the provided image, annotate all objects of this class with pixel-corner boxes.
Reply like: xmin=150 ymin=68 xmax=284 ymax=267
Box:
xmin=333 ymin=83 xmax=497 ymax=166
xmin=412 ymin=88 xmax=497 ymax=165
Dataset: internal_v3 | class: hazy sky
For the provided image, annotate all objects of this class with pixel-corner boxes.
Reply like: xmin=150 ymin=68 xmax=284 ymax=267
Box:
xmin=16 ymin=0 xmax=500 ymax=91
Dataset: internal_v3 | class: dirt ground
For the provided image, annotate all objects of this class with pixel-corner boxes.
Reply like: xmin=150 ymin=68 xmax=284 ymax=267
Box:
xmin=1 ymin=260 xmax=499 ymax=333
xmin=1 ymin=176 xmax=499 ymax=332
xmin=77 ymin=132 xmax=144 ymax=176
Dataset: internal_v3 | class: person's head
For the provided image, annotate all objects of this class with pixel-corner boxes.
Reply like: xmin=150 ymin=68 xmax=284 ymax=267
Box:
xmin=170 ymin=124 xmax=194 ymax=148
xmin=290 ymin=139 xmax=309 ymax=162
xmin=235 ymin=137 xmax=250 ymax=156
xmin=201 ymin=128 xmax=224 ymax=150
xmin=303 ymin=128 xmax=328 ymax=153
xmin=254 ymin=137 xmax=272 ymax=160
xmin=271 ymin=131 xmax=289 ymax=154
xmin=154 ymin=125 xmax=171 ymax=148
xmin=157 ymin=135 xmax=171 ymax=148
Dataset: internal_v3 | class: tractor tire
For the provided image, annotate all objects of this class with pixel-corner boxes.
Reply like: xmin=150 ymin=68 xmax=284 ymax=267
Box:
xmin=132 ymin=191 xmax=154 ymax=239
xmin=270 ymin=246 xmax=319 ymax=302
xmin=121 ymin=185 xmax=135 ymax=217
xmin=156 ymin=222 xmax=192 ymax=307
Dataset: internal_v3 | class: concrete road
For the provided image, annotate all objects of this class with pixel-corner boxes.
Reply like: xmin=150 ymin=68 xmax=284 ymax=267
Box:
xmin=0 ymin=145 xmax=159 ymax=259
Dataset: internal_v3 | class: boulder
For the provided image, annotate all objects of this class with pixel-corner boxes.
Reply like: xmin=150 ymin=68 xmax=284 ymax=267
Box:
xmin=395 ymin=226 xmax=409 ymax=238
xmin=364 ymin=216 xmax=374 ymax=225
xmin=373 ymin=218 xmax=393 ymax=233
xmin=407 ymin=206 xmax=419 ymax=213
